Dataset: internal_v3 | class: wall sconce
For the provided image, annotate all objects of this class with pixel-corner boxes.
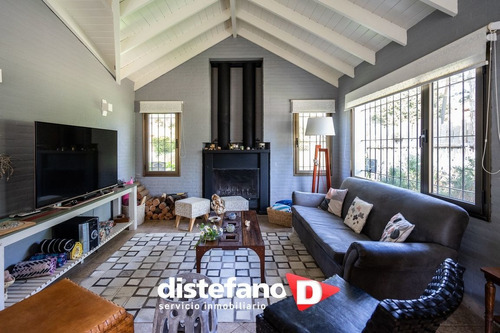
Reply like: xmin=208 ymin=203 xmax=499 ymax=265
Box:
xmin=101 ymin=99 xmax=113 ymax=116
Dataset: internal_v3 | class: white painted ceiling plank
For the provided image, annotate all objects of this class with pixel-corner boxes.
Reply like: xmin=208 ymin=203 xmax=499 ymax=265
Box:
xmin=239 ymin=28 xmax=339 ymax=87
xmin=43 ymin=0 xmax=115 ymax=75
xmin=120 ymin=0 xmax=219 ymax=53
xmin=134 ymin=30 xmax=231 ymax=90
xmin=419 ymin=0 xmax=457 ymax=16
xmin=313 ymin=0 xmax=407 ymax=45
xmin=238 ymin=10 xmax=354 ymax=77
xmin=230 ymin=0 xmax=238 ymax=38
xmin=250 ymin=0 xmax=375 ymax=64
xmin=122 ymin=10 xmax=230 ymax=78
xmin=120 ymin=0 xmax=155 ymax=17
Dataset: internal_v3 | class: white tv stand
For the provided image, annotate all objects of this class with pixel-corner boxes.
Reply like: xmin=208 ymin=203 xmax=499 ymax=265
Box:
xmin=0 ymin=184 xmax=137 ymax=310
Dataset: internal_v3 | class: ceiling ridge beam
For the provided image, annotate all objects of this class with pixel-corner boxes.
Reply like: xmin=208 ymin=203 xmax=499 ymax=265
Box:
xmin=120 ymin=0 xmax=155 ymax=17
xmin=121 ymin=0 xmax=219 ymax=54
xmin=238 ymin=10 xmax=354 ymax=77
xmin=312 ymin=0 xmax=407 ymax=46
xmin=230 ymin=0 xmax=238 ymax=38
xmin=419 ymin=0 xmax=457 ymax=16
xmin=250 ymin=0 xmax=375 ymax=64
xmin=238 ymin=28 xmax=339 ymax=87
xmin=122 ymin=10 xmax=230 ymax=78
xmin=133 ymin=29 xmax=231 ymax=90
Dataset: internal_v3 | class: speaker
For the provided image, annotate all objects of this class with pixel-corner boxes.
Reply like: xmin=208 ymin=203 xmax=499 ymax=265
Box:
xmin=54 ymin=216 xmax=100 ymax=253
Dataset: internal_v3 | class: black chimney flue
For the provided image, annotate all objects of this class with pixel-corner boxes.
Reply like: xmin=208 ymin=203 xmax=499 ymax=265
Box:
xmin=243 ymin=63 xmax=256 ymax=148
xmin=217 ymin=63 xmax=230 ymax=149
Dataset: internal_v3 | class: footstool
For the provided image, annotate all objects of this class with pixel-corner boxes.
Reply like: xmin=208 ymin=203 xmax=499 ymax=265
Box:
xmin=175 ymin=197 xmax=210 ymax=232
xmin=221 ymin=196 xmax=249 ymax=211
xmin=0 ymin=278 xmax=133 ymax=332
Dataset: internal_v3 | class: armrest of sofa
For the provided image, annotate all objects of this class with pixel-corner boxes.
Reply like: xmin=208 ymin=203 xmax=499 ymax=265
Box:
xmin=341 ymin=241 xmax=458 ymax=300
xmin=292 ymin=191 xmax=325 ymax=207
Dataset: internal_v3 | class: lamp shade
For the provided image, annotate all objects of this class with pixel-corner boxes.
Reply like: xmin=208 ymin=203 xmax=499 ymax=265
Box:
xmin=305 ymin=117 xmax=335 ymax=136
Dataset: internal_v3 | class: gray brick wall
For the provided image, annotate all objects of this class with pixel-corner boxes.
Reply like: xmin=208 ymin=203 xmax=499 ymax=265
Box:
xmin=0 ymin=0 xmax=135 ymax=266
xmin=135 ymin=37 xmax=337 ymax=204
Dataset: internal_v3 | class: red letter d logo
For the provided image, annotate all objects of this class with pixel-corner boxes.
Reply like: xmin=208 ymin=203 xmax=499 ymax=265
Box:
xmin=286 ymin=273 xmax=340 ymax=311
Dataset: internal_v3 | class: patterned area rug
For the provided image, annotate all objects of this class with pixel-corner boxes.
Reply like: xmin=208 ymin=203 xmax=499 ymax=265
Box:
xmin=79 ymin=231 xmax=325 ymax=325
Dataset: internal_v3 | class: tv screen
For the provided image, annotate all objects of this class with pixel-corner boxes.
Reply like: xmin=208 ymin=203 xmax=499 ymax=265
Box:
xmin=35 ymin=121 xmax=118 ymax=208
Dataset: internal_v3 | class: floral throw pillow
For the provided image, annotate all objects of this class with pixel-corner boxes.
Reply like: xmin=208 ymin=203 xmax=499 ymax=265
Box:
xmin=318 ymin=188 xmax=348 ymax=217
xmin=380 ymin=213 xmax=415 ymax=242
xmin=343 ymin=197 xmax=373 ymax=233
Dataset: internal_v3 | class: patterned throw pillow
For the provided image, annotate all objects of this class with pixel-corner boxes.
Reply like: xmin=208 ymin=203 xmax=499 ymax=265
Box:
xmin=343 ymin=196 xmax=373 ymax=233
xmin=380 ymin=213 xmax=415 ymax=242
xmin=318 ymin=188 xmax=348 ymax=217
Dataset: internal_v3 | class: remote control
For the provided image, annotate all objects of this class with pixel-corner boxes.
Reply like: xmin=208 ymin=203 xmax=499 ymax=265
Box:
xmin=9 ymin=209 xmax=41 ymax=218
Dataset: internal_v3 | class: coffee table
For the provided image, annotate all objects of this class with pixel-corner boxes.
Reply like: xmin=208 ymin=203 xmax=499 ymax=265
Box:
xmin=195 ymin=210 xmax=266 ymax=282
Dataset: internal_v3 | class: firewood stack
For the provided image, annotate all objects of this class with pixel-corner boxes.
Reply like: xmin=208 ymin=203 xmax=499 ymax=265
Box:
xmin=145 ymin=192 xmax=188 ymax=221
xmin=137 ymin=183 xmax=150 ymax=202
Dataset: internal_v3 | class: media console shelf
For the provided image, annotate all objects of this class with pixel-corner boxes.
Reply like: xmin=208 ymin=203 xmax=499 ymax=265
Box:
xmin=0 ymin=184 xmax=137 ymax=310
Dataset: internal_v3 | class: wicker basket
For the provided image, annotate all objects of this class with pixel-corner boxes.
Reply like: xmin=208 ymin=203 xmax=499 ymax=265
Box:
xmin=267 ymin=207 xmax=292 ymax=227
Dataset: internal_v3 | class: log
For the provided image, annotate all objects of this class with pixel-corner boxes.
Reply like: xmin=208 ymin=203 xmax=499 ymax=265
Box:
xmin=159 ymin=202 xmax=167 ymax=210
xmin=152 ymin=198 xmax=160 ymax=206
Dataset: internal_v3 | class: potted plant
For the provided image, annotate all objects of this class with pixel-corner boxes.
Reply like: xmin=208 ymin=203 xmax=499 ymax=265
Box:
xmin=0 ymin=154 xmax=14 ymax=181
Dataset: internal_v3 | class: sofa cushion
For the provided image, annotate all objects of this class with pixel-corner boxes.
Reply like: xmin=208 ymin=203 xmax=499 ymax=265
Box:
xmin=293 ymin=206 xmax=370 ymax=265
xmin=343 ymin=197 xmax=373 ymax=234
xmin=380 ymin=213 xmax=415 ymax=242
xmin=318 ymin=188 xmax=348 ymax=217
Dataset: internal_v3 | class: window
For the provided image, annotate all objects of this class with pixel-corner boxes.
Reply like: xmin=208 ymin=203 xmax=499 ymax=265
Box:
xmin=353 ymin=87 xmax=421 ymax=191
xmin=293 ymin=112 xmax=329 ymax=175
xmin=353 ymin=68 xmax=486 ymax=216
xmin=143 ymin=113 xmax=180 ymax=176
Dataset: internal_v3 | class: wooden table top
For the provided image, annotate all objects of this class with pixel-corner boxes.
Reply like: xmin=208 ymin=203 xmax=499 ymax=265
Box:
xmin=197 ymin=210 xmax=264 ymax=249
xmin=481 ymin=267 xmax=500 ymax=283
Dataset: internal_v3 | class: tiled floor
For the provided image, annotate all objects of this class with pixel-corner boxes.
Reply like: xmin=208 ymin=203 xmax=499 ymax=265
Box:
xmin=64 ymin=216 xmax=485 ymax=333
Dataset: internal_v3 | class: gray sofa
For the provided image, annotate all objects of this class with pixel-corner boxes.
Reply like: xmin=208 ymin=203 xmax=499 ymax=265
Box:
xmin=292 ymin=177 xmax=469 ymax=300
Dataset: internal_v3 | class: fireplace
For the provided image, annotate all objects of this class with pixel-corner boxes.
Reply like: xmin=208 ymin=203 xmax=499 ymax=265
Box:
xmin=203 ymin=150 xmax=269 ymax=214
xmin=213 ymin=169 xmax=259 ymax=198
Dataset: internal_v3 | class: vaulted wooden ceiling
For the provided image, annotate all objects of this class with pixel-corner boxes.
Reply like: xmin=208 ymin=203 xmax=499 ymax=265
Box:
xmin=43 ymin=0 xmax=457 ymax=90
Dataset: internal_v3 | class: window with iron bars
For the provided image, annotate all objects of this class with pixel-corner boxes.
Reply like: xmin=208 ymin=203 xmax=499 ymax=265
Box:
xmin=143 ymin=113 xmax=180 ymax=176
xmin=293 ymin=112 xmax=330 ymax=175
xmin=353 ymin=68 xmax=486 ymax=217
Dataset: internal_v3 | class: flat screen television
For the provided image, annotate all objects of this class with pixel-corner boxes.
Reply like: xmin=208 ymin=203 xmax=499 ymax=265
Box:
xmin=35 ymin=121 xmax=118 ymax=209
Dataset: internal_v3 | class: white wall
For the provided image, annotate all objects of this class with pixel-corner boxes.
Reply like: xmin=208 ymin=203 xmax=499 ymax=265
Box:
xmin=135 ymin=37 xmax=337 ymax=204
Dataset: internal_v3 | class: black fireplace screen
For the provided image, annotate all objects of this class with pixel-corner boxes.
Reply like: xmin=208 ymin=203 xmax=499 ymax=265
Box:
xmin=213 ymin=169 xmax=259 ymax=198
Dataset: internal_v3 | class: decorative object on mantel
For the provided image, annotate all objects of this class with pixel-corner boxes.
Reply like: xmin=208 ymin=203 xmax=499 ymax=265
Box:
xmin=211 ymin=194 xmax=226 ymax=215
xmin=0 ymin=154 xmax=14 ymax=181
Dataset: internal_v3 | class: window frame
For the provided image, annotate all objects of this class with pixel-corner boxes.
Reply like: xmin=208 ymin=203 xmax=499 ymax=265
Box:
xmin=142 ymin=113 xmax=181 ymax=177
xmin=351 ymin=67 xmax=489 ymax=220
xmin=293 ymin=112 xmax=332 ymax=176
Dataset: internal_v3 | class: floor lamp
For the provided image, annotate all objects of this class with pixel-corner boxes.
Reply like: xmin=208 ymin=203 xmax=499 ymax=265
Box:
xmin=305 ymin=117 xmax=335 ymax=193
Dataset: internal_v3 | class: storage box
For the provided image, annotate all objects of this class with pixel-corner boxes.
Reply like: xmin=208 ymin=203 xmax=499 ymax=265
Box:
xmin=122 ymin=202 xmax=145 ymax=225
xmin=267 ymin=207 xmax=292 ymax=227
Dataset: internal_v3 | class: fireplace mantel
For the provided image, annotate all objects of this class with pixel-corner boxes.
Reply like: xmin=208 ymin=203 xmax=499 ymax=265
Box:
xmin=202 ymin=149 xmax=270 ymax=214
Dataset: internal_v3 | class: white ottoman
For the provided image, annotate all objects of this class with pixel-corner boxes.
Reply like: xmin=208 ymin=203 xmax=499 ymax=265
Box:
xmin=175 ymin=197 xmax=210 ymax=232
xmin=221 ymin=196 xmax=249 ymax=212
